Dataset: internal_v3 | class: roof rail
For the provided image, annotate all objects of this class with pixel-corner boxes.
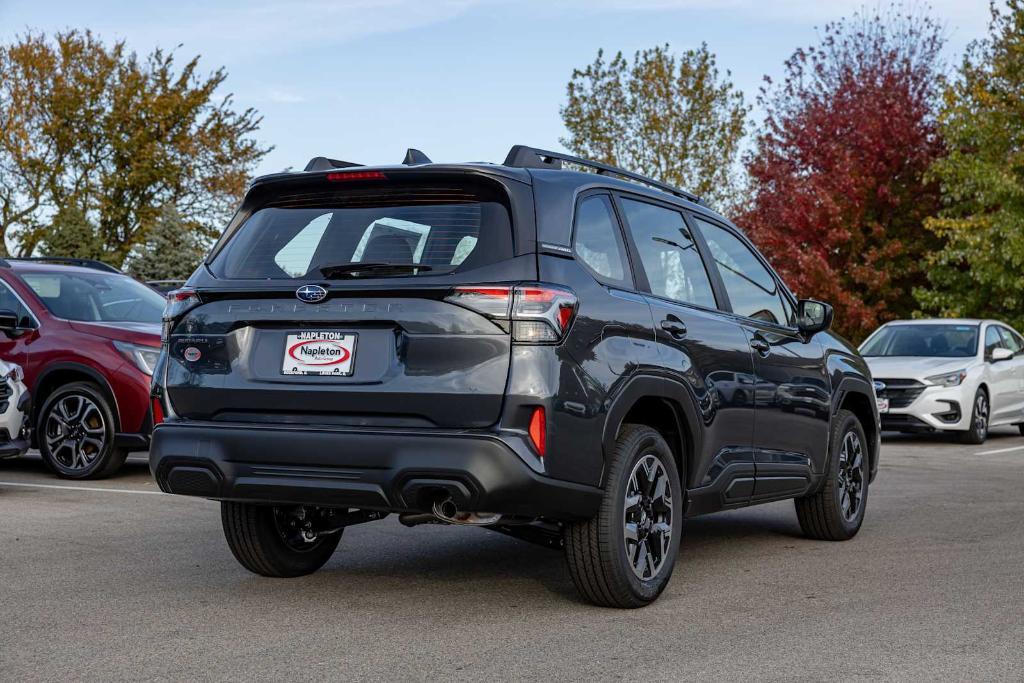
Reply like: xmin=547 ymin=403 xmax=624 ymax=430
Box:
xmin=3 ymin=257 xmax=120 ymax=273
xmin=304 ymin=157 xmax=363 ymax=172
xmin=502 ymin=145 xmax=703 ymax=205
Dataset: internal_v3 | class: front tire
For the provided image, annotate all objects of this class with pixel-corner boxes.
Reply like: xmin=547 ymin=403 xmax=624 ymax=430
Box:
xmin=795 ymin=409 xmax=869 ymax=541
xmin=37 ymin=382 xmax=127 ymax=480
xmin=959 ymin=389 xmax=989 ymax=444
xmin=564 ymin=424 xmax=682 ymax=608
xmin=221 ymin=502 xmax=342 ymax=577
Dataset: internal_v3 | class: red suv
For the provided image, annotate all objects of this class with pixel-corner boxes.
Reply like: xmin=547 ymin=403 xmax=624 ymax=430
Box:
xmin=0 ymin=258 xmax=164 ymax=478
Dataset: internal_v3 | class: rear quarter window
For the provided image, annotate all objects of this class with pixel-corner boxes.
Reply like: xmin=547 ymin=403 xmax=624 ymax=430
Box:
xmin=210 ymin=180 xmax=512 ymax=280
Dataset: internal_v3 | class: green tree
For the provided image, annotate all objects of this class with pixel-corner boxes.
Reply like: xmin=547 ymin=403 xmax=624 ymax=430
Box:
xmin=124 ymin=206 xmax=206 ymax=281
xmin=916 ymin=2 xmax=1024 ymax=328
xmin=0 ymin=30 xmax=270 ymax=262
xmin=37 ymin=205 xmax=108 ymax=262
xmin=561 ymin=44 xmax=748 ymax=209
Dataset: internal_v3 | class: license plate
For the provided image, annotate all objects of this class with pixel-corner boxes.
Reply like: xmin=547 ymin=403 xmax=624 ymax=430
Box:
xmin=281 ymin=332 xmax=357 ymax=376
xmin=876 ymin=397 xmax=890 ymax=414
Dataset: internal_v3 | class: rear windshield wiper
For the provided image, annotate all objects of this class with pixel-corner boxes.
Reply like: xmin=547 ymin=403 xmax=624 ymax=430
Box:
xmin=318 ymin=262 xmax=434 ymax=279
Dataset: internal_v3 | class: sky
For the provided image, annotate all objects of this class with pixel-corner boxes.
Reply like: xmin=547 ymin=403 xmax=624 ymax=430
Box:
xmin=0 ymin=0 xmax=994 ymax=178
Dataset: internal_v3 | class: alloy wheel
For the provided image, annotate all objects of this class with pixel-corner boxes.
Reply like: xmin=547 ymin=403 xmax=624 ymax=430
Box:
xmin=836 ymin=431 xmax=865 ymax=522
xmin=44 ymin=394 xmax=106 ymax=471
xmin=974 ymin=393 xmax=989 ymax=439
xmin=623 ymin=454 xmax=673 ymax=580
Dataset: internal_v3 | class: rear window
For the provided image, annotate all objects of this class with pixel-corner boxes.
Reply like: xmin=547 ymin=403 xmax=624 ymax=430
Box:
xmin=210 ymin=181 xmax=513 ymax=280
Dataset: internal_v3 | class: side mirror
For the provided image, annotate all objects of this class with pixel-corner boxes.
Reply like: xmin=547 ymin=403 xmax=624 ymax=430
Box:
xmin=796 ymin=299 xmax=833 ymax=336
xmin=991 ymin=347 xmax=1014 ymax=362
xmin=0 ymin=309 xmax=19 ymax=336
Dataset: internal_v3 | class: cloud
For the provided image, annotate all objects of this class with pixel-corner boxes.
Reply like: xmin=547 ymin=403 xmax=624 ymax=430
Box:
xmin=265 ymin=88 xmax=306 ymax=104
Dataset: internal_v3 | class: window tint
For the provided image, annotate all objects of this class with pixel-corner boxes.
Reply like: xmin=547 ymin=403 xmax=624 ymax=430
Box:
xmin=984 ymin=325 xmax=1005 ymax=358
xmin=694 ymin=218 xmax=790 ymax=325
xmin=211 ymin=181 xmax=512 ymax=280
xmin=860 ymin=324 xmax=979 ymax=358
xmin=0 ymin=281 xmax=34 ymax=327
xmin=573 ymin=195 xmax=629 ymax=284
xmin=620 ymin=198 xmax=715 ymax=308
xmin=997 ymin=326 xmax=1022 ymax=354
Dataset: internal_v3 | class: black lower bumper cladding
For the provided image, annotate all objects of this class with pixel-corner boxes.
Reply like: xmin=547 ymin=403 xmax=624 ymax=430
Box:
xmin=150 ymin=421 xmax=601 ymax=520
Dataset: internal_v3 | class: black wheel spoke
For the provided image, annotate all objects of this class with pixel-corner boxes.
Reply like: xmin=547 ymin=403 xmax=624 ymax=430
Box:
xmin=624 ymin=453 xmax=674 ymax=581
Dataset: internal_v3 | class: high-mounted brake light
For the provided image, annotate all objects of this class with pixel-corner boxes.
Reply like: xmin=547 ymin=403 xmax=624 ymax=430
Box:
xmin=528 ymin=406 xmax=546 ymax=457
xmin=445 ymin=283 xmax=577 ymax=344
xmin=326 ymin=170 xmax=387 ymax=182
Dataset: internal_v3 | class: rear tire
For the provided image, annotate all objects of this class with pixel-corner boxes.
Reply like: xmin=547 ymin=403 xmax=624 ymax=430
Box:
xmin=564 ymin=424 xmax=682 ymax=608
xmin=796 ymin=409 xmax=869 ymax=541
xmin=37 ymin=382 xmax=127 ymax=480
xmin=221 ymin=502 xmax=342 ymax=577
xmin=959 ymin=389 xmax=989 ymax=445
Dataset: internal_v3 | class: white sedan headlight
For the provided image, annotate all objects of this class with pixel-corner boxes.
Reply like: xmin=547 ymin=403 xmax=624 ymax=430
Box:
xmin=925 ymin=369 xmax=967 ymax=387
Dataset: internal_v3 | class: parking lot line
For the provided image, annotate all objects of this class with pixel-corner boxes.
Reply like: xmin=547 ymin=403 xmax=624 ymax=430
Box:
xmin=0 ymin=481 xmax=165 ymax=496
xmin=974 ymin=444 xmax=1024 ymax=456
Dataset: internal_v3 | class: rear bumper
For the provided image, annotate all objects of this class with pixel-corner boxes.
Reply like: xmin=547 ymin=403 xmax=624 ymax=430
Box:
xmin=149 ymin=421 xmax=601 ymax=520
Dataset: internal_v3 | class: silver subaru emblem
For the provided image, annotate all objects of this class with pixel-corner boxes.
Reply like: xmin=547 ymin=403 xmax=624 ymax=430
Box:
xmin=296 ymin=284 xmax=328 ymax=304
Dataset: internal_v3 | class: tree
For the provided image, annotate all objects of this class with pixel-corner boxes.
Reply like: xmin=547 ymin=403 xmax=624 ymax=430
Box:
xmin=0 ymin=30 xmax=270 ymax=263
xmin=124 ymin=206 xmax=206 ymax=282
xmin=740 ymin=7 xmax=945 ymax=341
xmin=37 ymin=205 xmax=108 ymax=262
xmin=561 ymin=44 xmax=748 ymax=209
xmin=916 ymin=2 xmax=1024 ymax=329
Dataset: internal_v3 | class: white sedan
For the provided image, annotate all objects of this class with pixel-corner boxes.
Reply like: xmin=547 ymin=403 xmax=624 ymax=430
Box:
xmin=0 ymin=359 xmax=30 ymax=458
xmin=859 ymin=319 xmax=1024 ymax=444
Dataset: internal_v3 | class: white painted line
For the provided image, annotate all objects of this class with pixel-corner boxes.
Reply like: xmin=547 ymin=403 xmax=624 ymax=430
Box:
xmin=0 ymin=481 xmax=165 ymax=496
xmin=975 ymin=445 xmax=1024 ymax=456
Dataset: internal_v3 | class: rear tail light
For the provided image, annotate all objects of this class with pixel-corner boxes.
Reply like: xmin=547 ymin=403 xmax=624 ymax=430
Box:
xmin=445 ymin=283 xmax=577 ymax=344
xmin=528 ymin=406 xmax=546 ymax=457
xmin=162 ymin=288 xmax=201 ymax=342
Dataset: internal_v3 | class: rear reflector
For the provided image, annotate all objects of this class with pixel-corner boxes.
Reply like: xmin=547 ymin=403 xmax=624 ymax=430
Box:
xmin=528 ymin=406 xmax=546 ymax=457
xmin=151 ymin=396 xmax=165 ymax=425
xmin=326 ymin=171 xmax=387 ymax=182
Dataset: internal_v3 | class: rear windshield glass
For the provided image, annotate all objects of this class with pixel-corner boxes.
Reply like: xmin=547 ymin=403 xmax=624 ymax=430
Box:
xmin=210 ymin=181 xmax=513 ymax=279
xmin=860 ymin=324 xmax=979 ymax=358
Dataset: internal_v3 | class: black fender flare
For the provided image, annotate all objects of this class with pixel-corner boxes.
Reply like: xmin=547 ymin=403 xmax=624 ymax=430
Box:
xmin=31 ymin=361 xmax=121 ymax=432
xmin=601 ymin=373 xmax=704 ymax=485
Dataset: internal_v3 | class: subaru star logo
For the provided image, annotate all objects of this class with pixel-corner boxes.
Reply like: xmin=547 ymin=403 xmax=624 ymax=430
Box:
xmin=296 ymin=284 xmax=328 ymax=304
xmin=873 ymin=380 xmax=886 ymax=393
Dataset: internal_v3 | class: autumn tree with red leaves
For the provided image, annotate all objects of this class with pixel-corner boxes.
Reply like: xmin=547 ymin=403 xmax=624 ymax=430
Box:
xmin=740 ymin=7 xmax=945 ymax=341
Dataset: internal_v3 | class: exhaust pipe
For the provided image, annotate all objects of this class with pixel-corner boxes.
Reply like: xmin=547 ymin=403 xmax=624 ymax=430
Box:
xmin=431 ymin=497 xmax=502 ymax=526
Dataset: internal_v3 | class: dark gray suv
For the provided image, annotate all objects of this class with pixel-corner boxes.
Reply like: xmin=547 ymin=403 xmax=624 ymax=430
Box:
xmin=150 ymin=146 xmax=879 ymax=607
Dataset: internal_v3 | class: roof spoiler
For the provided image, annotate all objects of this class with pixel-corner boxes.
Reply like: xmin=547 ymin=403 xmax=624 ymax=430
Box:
xmin=502 ymin=144 xmax=703 ymax=205
xmin=304 ymin=157 xmax=363 ymax=172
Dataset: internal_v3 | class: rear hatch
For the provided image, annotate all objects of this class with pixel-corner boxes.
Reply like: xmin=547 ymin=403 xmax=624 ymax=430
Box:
xmin=164 ymin=172 xmax=534 ymax=429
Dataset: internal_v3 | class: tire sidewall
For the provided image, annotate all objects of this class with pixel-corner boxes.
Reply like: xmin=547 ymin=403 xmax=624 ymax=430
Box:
xmin=38 ymin=382 xmax=118 ymax=479
xmin=606 ymin=428 xmax=683 ymax=602
xmin=828 ymin=411 xmax=869 ymax=535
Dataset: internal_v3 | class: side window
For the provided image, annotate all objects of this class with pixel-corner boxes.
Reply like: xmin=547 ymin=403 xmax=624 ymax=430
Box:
xmin=619 ymin=198 xmax=716 ymax=308
xmin=995 ymin=327 xmax=1019 ymax=356
xmin=694 ymin=217 xmax=791 ymax=326
xmin=0 ymin=280 xmax=35 ymax=327
xmin=572 ymin=195 xmax=630 ymax=285
xmin=984 ymin=325 xmax=1005 ymax=358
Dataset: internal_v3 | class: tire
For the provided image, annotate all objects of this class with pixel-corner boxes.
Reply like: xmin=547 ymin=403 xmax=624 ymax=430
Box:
xmin=959 ymin=389 xmax=989 ymax=445
xmin=37 ymin=382 xmax=127 ymax=480
xmin=564 ymin=424 xmax=683 ymax=608
xmin=795 ymin=409 xmax=869 ymax=541
xmin=221 ymin=502 xmax=342 ymax=578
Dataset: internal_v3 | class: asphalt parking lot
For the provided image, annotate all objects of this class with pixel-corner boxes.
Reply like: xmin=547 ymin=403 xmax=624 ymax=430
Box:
xmin=1 ymin=430 xmax=1023 ymax=681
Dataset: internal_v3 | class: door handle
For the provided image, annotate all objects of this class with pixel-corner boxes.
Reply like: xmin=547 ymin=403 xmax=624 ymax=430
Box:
xmin=660 ymin=317 xmax=687 ymax=339
xmin=750 ymin=337 xmax=771 ymax=357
